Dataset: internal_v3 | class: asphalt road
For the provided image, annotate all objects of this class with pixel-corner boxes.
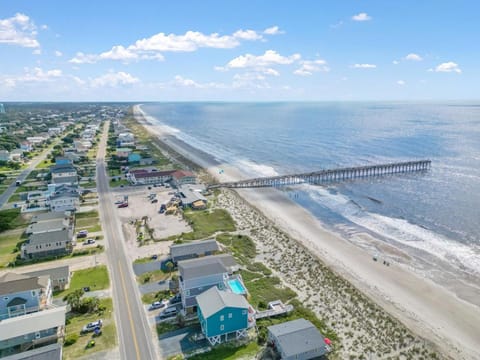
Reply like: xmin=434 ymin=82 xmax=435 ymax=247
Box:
xmin=0 ymin=147 xmax=53 ymax=209
xmin=96 ymin=122 xmax=158 ymax=360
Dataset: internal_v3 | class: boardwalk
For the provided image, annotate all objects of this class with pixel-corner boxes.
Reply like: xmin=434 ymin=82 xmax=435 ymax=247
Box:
xmin=209 ymin=160 xmax=431 ymax=189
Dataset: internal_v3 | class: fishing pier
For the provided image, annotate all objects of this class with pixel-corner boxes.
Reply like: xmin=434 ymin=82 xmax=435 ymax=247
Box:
xmin=209 ymin=160 xmax=431 ymax=189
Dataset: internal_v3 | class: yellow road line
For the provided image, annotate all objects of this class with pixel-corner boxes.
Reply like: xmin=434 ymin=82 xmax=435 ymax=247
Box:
xmin=118 ymin=261 xmax=141 ymax=359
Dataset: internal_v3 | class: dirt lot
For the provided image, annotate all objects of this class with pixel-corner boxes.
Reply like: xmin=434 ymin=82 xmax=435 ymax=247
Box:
xmin=113 ymin=186 xmax=191 ymax=261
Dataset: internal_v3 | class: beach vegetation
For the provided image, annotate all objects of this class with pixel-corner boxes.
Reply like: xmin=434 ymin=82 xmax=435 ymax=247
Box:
xmin=179 ymin=209 xmax=236 ymax=240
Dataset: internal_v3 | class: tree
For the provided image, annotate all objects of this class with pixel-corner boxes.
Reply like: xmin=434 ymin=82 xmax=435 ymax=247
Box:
xmin=165 ymin=261 xmax=174 ymax=278
xmin=63 ymin=289 xmax=84 ymax=312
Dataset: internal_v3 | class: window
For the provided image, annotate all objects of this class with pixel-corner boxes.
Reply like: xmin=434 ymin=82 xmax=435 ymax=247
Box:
xmin=184 ymin=289 xmax=190 ymax=296
xmin=3 ymin=297 xmax=9 ymax=301
xmin=32 ymin=290 xmax=36 ymax=297
xmin=220 ymin=325 xmax=224 ymax=331
xmin=228 ymin=313 xmax=232 ymax=319
xmin=220 ymin=315 xmax=224 ymax=321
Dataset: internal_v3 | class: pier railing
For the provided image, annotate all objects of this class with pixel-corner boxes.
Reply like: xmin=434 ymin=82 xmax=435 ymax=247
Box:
xmin=208 ymin=160 xmax=431 ymax=189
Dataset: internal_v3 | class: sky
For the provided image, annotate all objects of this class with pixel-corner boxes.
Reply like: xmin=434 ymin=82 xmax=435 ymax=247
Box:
xmin=0 ymin=0 xmax=478 ymax=101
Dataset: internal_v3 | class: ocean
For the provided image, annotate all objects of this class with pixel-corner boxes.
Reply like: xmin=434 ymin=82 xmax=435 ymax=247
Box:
xmin=140 ymin=102 xmax=480 ymax=302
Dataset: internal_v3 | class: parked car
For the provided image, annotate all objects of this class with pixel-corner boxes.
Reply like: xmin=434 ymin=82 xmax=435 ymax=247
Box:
xmin=117 ymin=203 xmax=128 ymax=208
xmin=149 ymin=301 xmax=166 ymax=310
xmin=169 ymin=295 xmax=181 ymax=305
xmin=76 ymin=232 xmax=87 ymax=239
xmin=159 ymin=307 xmax=177 ymax=319
xmin=151 ymin=199 xmax=158 ymax=204
xmin=78 ymin=230 xmax=88 ymax=235
xmin=83 ymin=238 xmax=95 ymax=245
xmin=114 ymin=200 xmax=124 ymax=204
xmin=81 ymin=319 xmax=102 ymax=334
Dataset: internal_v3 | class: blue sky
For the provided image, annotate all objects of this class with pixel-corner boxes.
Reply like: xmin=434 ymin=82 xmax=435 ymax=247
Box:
xmin=0 ymin=0 xmax=478 ymax=101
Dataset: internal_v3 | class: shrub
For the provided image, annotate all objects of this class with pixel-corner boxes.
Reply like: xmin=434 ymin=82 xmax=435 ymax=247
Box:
xmin=64 ymin=334 xmax=78 ymax=346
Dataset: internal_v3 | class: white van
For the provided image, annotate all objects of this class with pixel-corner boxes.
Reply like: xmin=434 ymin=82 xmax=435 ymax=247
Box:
xmin=159 ymin=307 xmax=177 ymax=319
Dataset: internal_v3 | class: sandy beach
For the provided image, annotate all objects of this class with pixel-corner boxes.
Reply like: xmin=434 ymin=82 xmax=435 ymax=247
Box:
xmin=134 ymin=105 xmax=480 ymax=359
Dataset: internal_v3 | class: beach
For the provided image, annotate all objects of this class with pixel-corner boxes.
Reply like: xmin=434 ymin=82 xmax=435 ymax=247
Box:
xmin=134 ymin=105 xmax=480 ymax=359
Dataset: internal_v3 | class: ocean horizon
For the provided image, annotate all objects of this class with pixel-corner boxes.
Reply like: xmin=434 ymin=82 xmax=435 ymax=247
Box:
xmin=140 ymin=101 xmax=480 ymax=305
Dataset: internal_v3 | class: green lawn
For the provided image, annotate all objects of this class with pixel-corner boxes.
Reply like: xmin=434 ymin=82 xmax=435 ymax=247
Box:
xmin=55 ymin=265 xmax=110 ymax=298
xmin=180 ymin=209 xmax=236 ymax=240
xmin=35 ymin=159 xmax=53 ymax=169
xmin=137 ymin=269 xmax=170 ymax=284
xmin=63 ymin=298 xmax=117 ymax=360
xmin=0 ymin=208 xmax=29 ymax=232
xmin=188 ymin=342 xmax=260 ymax=360
xmin=141 ymin=289 xmax=174 ymax=304
xmin=7 ymin=193 xmax=22 ymax=203
xmin=76 ymin=216 xmax=102 ymax=233
xmin=109 ymin=179 xmax=129 ymax=187
xmin=76 ymin=210 xmax=99 ymax=219
xmin=0 ymin=230 xmax=24 ymax=267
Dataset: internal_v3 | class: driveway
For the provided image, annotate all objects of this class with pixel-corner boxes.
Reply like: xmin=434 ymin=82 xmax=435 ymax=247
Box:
xmin=158 ymin=325 xmax=209 ymax=358
xmin=139 ymin=280 xmax=169 ymax=294
xmin=133 ymin=260 xmax=162 ymax=276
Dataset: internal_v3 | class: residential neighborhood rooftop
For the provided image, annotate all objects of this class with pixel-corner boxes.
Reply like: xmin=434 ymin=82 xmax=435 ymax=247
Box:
xmin=178 ymin=254 xmax=237 ymax=281
xmin=0 ymin=273 xmax=46 ymax=296
xmin=268 ymin=318 xmax=327 ymax=358
xmin=30 ymin=212 xmax=68 ymax=223
xmin=28 ymin=229 xmax=70 ymax=245
xmin=196 ymin=286 xmax=249 ymax=318
xmin=170 ymin=239 xmax=219 ymax=259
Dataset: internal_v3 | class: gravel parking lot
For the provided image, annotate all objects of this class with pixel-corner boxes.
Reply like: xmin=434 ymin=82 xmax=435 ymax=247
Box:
xmin=113 ymin=186 xmax=191 ymax=261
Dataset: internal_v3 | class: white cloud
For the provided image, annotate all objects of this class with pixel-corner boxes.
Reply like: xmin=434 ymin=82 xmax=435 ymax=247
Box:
xmin=32 ymin=49 xmax=41 ymax=55
xmin=69 ymin=52 xmax=98 ymax=64
xmin=232 ymin=72 xmax=271 ymax=89
xmin=69 ymin=28 xmax=269 ymax=64
xmin=352 ymin=12 xmax=372 ymax=21
xmin=40 ymin=24 xmax=48 ymax=30
xmin=433 ymin=61 xmax=461 ymax=73
xmin=351 ymin=63 xmax=376 ymax=69
xmin=263 ymin=26 xmax=284 ymax=35
xmin=0 ymin=67 xmax=62 ymax=87
xmin=233 ymin=29 xmax=263 ymax=41
xmin=397 ymin=80 xmax=406 ymax=85
xmin=99 ymin=45 xmax=139 ymax=61
xmin=392 ymin=60 xmax=399 ymax=65
xmin=405 ymin=53 xmax=423 ymax=61
xmin=0 ymin=13 xmax=40 ymax=48
xmin=55 ymin=50 xmax=63 ymax=57
xmin=90 ymin=71 xmax=139 ymax=87
xmin=294 ymin=59 xmax=330 ymax=76
xmin=224 ymin=50 xmax=301 ymax=70
xmin=172 ymin=75 xmax=225 ymax=89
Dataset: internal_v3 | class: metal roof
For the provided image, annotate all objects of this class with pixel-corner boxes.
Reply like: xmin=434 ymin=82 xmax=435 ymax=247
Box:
xmin=0 ymin=273 xmax=45 ymax=296
xmin=26 ymin=219 xmax=66 ymax=234
xmin=268 ymin=318 xmax=327 ymax=358
xmin=30 ymin=212 xmax=67 ymax=223
xmin=23 ymin=265 xmax=69 ymax=283
xmin=28 ymin=229 xmax=70 ymax=245
xmin=51 ymin=176 xmax=78 ymax=185
xmin=178 ymin=255 xmax=236 ymax=280
xmin=170 ymin=239 xmax=219 ymax=260
xmin=196 ymin=286 xmax=249 ymax=319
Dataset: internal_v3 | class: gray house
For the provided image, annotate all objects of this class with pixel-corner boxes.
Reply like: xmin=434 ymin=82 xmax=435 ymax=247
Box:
xmin=23 ymin=266 xmax=70 ymax=291
xmin=21 ymin=230 xmax=73 ymax=260
xmin=170 ymin=239 xmax=220 ymax=263
xmin=178 ymin=254 xmax=237 ymax=313
xmin=267 ymin=318 xmax=329 ymax=360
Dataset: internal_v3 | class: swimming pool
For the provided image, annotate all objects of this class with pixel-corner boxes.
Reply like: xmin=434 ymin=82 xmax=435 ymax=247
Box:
xmin=228 ymin=279 xmax=247 ymax=295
